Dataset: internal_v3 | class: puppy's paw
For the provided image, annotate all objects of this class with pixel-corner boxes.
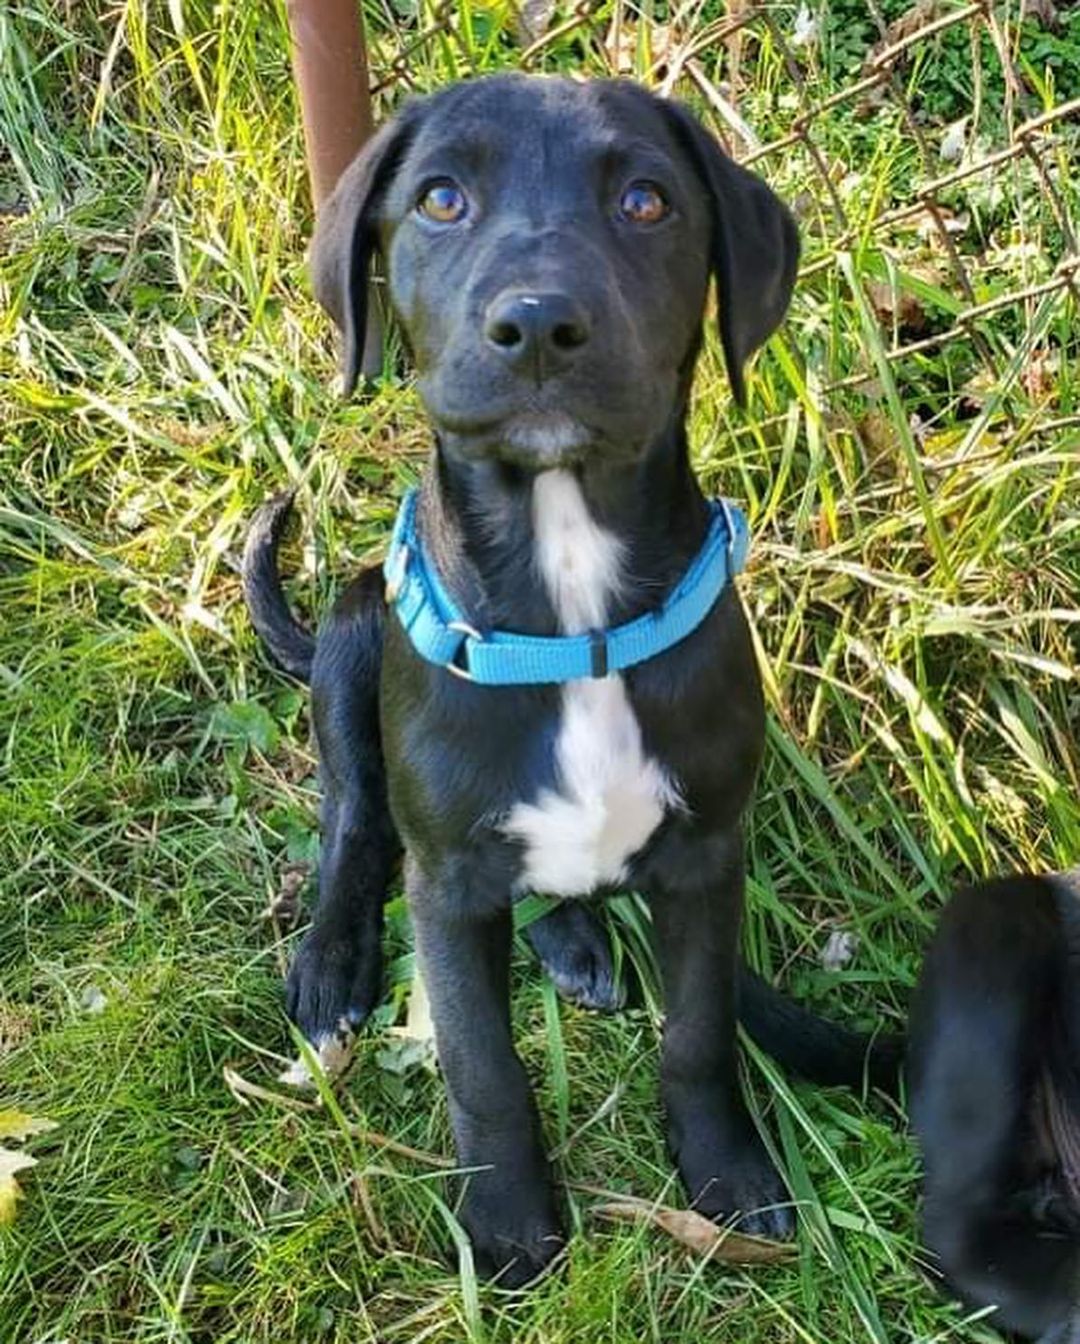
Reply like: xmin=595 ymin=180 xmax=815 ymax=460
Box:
xmin=460 ymin=1186 xmax=566 ymax=1288
xmin=526 ymin=904 xmax=624 ymax=1012
xmin=677 ymin=1129 xmax=794 ymax=1242
xmin=285 ymin=930 xmax=381 ymax=1045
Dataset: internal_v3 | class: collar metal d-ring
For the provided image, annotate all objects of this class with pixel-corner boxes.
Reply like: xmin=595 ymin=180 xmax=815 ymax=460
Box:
xmin=719 ymin=497 xmax=738 ymax=566
xmin=384 ymin=543 xmax=410 ymax=603
xmin=444 ymin=618 xmax=483 ymax=681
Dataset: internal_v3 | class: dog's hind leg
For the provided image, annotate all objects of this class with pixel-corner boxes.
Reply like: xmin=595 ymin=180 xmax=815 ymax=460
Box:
xmin=524 ymin=902 xmax=624 ymax=1012
xmin=286 ymin=567 xmax=401 ymax=1046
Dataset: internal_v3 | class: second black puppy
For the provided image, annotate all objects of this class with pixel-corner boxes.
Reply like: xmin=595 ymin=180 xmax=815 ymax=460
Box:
xmin=246 ymin=75 xmax=798 ymax=1283
xmin=745 ymin=870 xmax=1080 ymax=1342
xmin=909 ymin=871 xmax=1080 ymax=1342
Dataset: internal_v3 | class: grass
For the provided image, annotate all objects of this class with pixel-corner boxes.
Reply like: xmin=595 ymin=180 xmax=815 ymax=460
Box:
xmin=1 ymin=1 xmax=1078 ymax=1341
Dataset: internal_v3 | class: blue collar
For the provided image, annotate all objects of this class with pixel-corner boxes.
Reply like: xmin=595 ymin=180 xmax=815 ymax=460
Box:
xmin=382 ymin=488 xmax=750 ymax=686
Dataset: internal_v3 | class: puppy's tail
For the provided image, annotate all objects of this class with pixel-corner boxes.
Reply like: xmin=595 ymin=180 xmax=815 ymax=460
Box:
xmin=242 ymin=491 xmax=317 ymax=682
xmin=738 ymin=966 xmax=905 ymax=1097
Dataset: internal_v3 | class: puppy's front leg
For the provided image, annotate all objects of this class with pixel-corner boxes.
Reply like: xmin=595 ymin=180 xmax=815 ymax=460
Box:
xmin=649 ymin=831 xmax=793 ymax=1241
xmin=411 ymin=872 xmax=563 ymax=1285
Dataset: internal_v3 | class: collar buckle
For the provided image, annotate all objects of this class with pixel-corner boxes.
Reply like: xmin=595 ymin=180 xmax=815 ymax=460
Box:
xmin=589 ymin=630 xmax=609 ymax=679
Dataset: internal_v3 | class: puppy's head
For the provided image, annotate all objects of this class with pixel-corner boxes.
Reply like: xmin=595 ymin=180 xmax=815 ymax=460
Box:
xmin=311 ymin=76 xmax=798 ymax=469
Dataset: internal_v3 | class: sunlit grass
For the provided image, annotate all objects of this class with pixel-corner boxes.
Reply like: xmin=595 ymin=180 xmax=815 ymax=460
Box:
xmin=1 ymin=1 xmax=1077 ymax=1340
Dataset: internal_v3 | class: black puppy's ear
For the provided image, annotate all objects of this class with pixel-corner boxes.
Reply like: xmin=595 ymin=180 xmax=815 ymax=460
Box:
xmin=309 ymin=106 xmax=421 ymax=396
xmin=662 ymin=101 xmax=799 ymax=407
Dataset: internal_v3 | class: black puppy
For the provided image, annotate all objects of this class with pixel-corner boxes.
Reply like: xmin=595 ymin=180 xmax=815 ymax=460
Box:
xmin=245 ymin=74 xmax=799 ymax=1283
xmin=744 ymin=870 xmax=1080 ymax=1342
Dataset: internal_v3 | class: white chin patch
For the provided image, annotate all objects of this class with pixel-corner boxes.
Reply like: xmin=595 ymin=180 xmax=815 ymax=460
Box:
xmin=503 ymin=413 xmax=591 ymax=462
xmin=501 ymin=470 xmax=680 ymax=897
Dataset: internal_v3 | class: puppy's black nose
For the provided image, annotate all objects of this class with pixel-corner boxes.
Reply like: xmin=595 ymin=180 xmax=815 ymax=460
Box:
xmin=484 ymin=291 xmax=590 ymax=377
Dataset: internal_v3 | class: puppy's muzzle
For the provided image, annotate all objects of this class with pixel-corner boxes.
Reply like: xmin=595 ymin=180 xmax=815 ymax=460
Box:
xmin=483 ymin=289 xmax=592 ymax=383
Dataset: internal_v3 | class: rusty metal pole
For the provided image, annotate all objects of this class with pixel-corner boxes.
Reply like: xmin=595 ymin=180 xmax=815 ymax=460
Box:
xmin=287 ymin=0 xmax=383 ymax=375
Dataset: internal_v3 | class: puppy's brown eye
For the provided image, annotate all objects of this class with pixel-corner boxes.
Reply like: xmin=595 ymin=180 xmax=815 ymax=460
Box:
xmin=619 ymin=181 xmax=669 ymax=224
xmin=417 ymin=180 xmax=468 ymax=224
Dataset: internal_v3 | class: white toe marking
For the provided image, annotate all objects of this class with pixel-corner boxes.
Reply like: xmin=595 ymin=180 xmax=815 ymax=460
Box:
xmin=501 ymin=470 xmax=679 ymax=896
xmin=278 ymin=1019 xmax=356 ymax=1088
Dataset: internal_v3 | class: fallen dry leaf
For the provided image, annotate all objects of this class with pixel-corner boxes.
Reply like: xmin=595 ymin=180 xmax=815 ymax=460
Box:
xmin=351 ymin=1172 xmax=387 ymax=1245
xmin=387 ymin=967 xmax=436 ymax=1068
xmin=0 ymin=1110 xmax=58 ymax=1141
xmin=0 ymin=1110 xmax=58 ymax=1225
xmin=80 ymin=985 xmax=108 ymax=1015
xmin=882 ymin=0 xmax=945 ymax=43
xmin=791 ymin=2 xmax=820 ymax=48
xmin=857 ymin=409 xmax=901 ymax=463
xmin=593 ymin=1194 xmax=796 ymax=1264
xmin=960 ymin=366 xmax=999 ymax=409
xmin=1020 ymin=348 xmax=1059 ymax=401
xmin=380 ymin=969 xmax=438 ymax=1074
xmin=603 ymin=17 xmax=675 ymax=76
xmin=821 ymin=929 xmax=860 ymax=970
xmin=854 ymin=82 xmax=890 ymax=117
xmin=0 ymin=1007 xmax=34 ymax=1058
xmin=866 ymin=280 xmax=928 ymax=333
xmin=862 ymin=0 xmax=946 ymax=75
xmin=263 ymin=860 xmax=310 ymax=931
xmin=1022 ymin=0 xmax=1059 ymax=29
xmin=939 ymin=117 xmax=968 ymax=164
xmin=513 ymin=0 xmax=557 ymax=46
xmin=895 ymin=206 xmax=969 ymax=243
xmin=0 ymin=1148 xmax=37 ymax=1225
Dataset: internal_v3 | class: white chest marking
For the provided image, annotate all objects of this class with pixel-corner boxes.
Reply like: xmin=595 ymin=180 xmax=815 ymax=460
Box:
xmin=501 ymin=470 xmax=680 ymax=896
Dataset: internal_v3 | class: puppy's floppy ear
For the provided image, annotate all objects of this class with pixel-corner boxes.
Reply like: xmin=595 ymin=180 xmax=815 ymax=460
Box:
xmin=662 ymin=100 xmax=799 ymax=408
xmin=309 ymin=105 xmax=421 ymax=396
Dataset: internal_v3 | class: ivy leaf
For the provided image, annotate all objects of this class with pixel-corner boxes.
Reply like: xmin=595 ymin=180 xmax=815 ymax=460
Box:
xmin=208 ymin=701 xmax=279 ymax=755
